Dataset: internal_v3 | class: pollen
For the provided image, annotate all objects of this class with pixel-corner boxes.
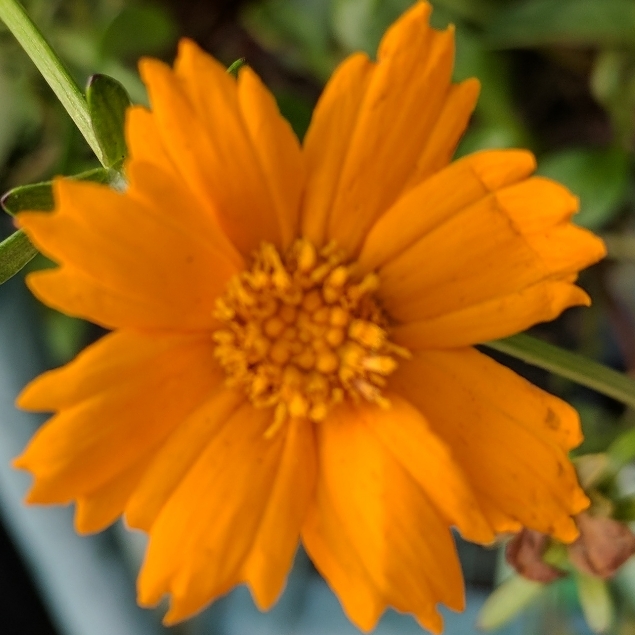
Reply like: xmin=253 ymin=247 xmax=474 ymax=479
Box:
xmin=212 ymin=239 xmax=410 ymax=434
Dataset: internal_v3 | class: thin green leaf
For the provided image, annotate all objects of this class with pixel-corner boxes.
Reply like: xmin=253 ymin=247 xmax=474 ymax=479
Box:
xmin=0 ymin=0 xmax=106 ymax=165
xmin=86 ymin=74 xmax=131 ymax=168
xmin=485 ymin=334 xmax=635 ymax=410
xmin=0 ymin=229 xmax=37 ymax=284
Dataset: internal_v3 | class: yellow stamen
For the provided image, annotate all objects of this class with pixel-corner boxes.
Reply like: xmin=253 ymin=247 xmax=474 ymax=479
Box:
xmin=211 ymin=240 xmax=409 ymax=436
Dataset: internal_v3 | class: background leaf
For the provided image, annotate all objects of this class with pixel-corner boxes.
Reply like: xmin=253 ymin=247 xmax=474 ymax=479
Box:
xmin=98 ymin=4 xmax=177 ymax=60
xmin=537 ymin=147 xmax=630 ymax=230
xmin=478 ymin=575 xmax=546 ymax=630
xmin=575 ymin=573 xmax=614 ymax=633
xmin=486 ymin=0 xmax=635 ymax=48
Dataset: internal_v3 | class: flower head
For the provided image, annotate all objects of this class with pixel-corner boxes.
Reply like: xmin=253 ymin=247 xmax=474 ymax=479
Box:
xmin=14 ymin=2 xmax=605 ymax=632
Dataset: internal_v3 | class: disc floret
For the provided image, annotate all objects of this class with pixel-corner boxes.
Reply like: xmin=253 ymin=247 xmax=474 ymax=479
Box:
xmin=212 ymin=239 xmax=410 ymax=435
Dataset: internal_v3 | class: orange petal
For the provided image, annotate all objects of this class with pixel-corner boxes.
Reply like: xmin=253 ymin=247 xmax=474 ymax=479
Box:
xmin=389 ymin=348 xmax=589 ymax=542
xmin=14 ymin=331 xmax=220 ymax=503
xmin=354 ymin=394 xmax=493 ymax=543
xmin=377 ymin=179 xmax=605 ymax=325
xmin=139 ymin=54 xmax=277 ymax=255
xmin=237 ymin=66 xmax=304 ymax=251
xmin=302 ymin=405 xmax=464 ymax=633
xmin=242 ymin=417 xmax=317 ymax=610
xmin=74 ymin=453 xmax=154 ymax=535
xmin=301 ymin=52 xmax=375 ymax=247
xmin=358 ymin=148 xmax=537 ymax=272
xmin=301 ymin=2 xmax=480 ymax=257
xmin=24 ymin=265 xmax=173 ymax=331
xmin=126 ymin=105 xmax=174 ymax=172
xmin=403 ymin=77 xmax=480 ymax=188
xmin=140 ymin=39 xmax=297 ymax=257
xmin=125 ymin=386 xmax=245 ymax=531
xmin=126 ymin=160 xmax=244 ymax=271
xmin=18 ymin=178 xmax=238 ymax=330
xmin=302 ymin=502 xmax=385 ymax=631
xmin=392 ymin=279 xmax=590 ymax=348
xmin=326 ymin=5 xmax=460 ymax=257
xmin=137 ymin=409 xmax=314 ymax=625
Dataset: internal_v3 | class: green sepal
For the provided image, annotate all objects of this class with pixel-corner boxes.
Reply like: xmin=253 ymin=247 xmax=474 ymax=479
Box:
xmin=477 ymin=574 xmax=546 ymax=630
xmin=0 ymin=166 xmax=121 ymax=284
xmin=1 ymin=183 xmax=54 ymax=216
xmin=1 ymin=167 xmax=120 ymax=217
xmin=575 ymin=572 xmax=614 ymax=633
xmin=0 ymin=230 xmax=38 ymax=285
xmin=227 ymin=58 xmax=247 ymax=77
xmin=86 ymin=74 xmax=131 ymax=169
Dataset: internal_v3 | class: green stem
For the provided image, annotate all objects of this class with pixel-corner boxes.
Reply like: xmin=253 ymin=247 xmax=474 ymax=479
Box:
xmin=486 ymin=333 xmax=635 ymax=410
xmin=0 ymin=0 xmax=106 ymax=166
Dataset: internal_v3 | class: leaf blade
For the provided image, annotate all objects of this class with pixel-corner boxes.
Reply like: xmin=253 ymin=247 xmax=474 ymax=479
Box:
xmin=485 ymin=333 xmax=635 ymax=410
xmin=0 ymin=230 xmax=37 ymax=284
xmin=486 ymin=0 xmax=635 ymax=48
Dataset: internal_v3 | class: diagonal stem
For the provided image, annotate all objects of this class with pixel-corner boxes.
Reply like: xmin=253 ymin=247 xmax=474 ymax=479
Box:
xmin=0 ymin=0 xmax=106 ymax=166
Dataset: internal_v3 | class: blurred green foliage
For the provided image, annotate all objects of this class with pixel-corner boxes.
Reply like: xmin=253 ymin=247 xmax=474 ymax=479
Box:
xmin=486 ymin=0 xmax=635 ymax=49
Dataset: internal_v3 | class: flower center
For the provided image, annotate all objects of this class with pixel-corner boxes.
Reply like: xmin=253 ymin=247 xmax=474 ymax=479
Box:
xmin=212 ymin=239 xmax=410 ymax=436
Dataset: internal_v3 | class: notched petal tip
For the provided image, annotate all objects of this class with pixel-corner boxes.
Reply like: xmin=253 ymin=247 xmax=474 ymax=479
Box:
xmin=11 ymin=454 xmax=26 ymax=470
xmin=175 ymin=36 xmax=199 ymax=58
xmin=174 ymin=37 xmax=229 ymax=85
xmin=469 ymin=149 xmax=537 ymax=192
xmin=378 ymin=0 xmax=434 ymax=61
xmin=461 ymin=76 xmax=481 ymax=102
xmin=247 ymin=581 xmax=279 ymax=612
xmin=15 ymin=213 xmax=57 ymax=264
xmin=418 ymin=610 xmax=444 ymax=635
xmin=554 ymin=516 xmax=582 ymax=544
xmin=137 ymin=57 xmax=174 ymax=99
xmin=16 ymin=370 xmax=59 ymax=412
xmin=162 ymin=598 xmax=195 ymax=626
xmin=137 ymin=567 xmax=165 ymax=609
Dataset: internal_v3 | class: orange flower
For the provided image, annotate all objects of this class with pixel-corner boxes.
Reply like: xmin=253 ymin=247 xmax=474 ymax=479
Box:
xmin=14 ymin=2 xmax=605 ymax=632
